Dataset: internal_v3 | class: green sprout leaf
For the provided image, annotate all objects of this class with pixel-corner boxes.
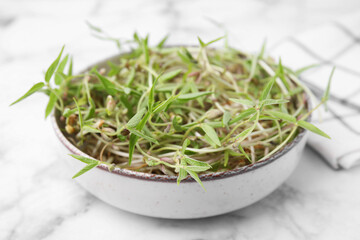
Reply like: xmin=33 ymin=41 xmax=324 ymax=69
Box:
xmin=148 ymin=74 xmax=159 ymax=112
xmin=177 ymin=158 xmax=188 ymax=185
xmin=172 ymin=115 xmax=184 ymax=132
xmin=297 ymin=120 xmax=330 ymax=139
xmin=267 ymin=110 xmax=296 ymax=123
xmin=74 ymin=98 xmax=84 ymax=131
xmin=294 ymin=64 xmax=319 ymax=76
xmin=229 ymin=108 xmax=257 ymax=125
xmin=142 ymin=35 xmax=150 ymax=64
xmin=159 ymin=69 xmax=182 ymax=82
xmin=224 ymin=150 xmax=229 ymax=167
xmin=185 ymin=165 xmax=211 ymax=172
xmin=68 ymin=56 xmax=73 ymax=76
xmin=203 ymin=134 xmax=217 ymax=148
xmin=10 ymin=82 xmax=45 ymax=106
xmin=126 ymin=108 xmax=146 ymax=128
xmin=153 ymin=95 xmax=177 ymax=114
xmin=222 ymin=111 xmax=231 ymax=128
xmin=186 ymin=170 xmax=205 ymax=190
xmin=45 ymin=45 xmax=65 ymax=83
xmin=201 ymin=123 xmax=221 ymax=147
xmin=72 ymin=162 xmax=99 ymax=179
xmin=204 ymin=36 xmax=225 ymax=47
xmin=55 ymin=72 xmax=67 ymax=86
xmin=260 ymin=99 xmax=289 ymax=106
xmin=197 ymin=36 xmax=224 ymax=48
xmin=69 ymin=154 xmax=98 ymax=164
xmin=182 ymin=138 xmax=191 ymax=154
xmin=177 ymin=168 xmax=188 ymax=184
xmin=238 ymin=144 xmax=250 ymax=161
xmin=258 ymin=40 xmax=267 ymax=59
xmin=63 ymin=108 xmax=78 ymax=117
xmin=85 ymin=98 xmax=96 ymax=120
xmin=45 ymin=91 xmax=57 ymax=118
xmin=126 ymin=67 xmax=136 ymax=86
xmin=260 ymin=76 xmax=276 ymax=101
xmin=197 ymin=36 xmax=206 ymax=47
xmin=128 ymin=111 xmax=151 ymax=165
xmin=128 ymin=128 xmax=159 ymax=144
xmin=55 ymin=54 xmax=69 ymax=85
xmin=69 ymin=154 xmax=101 ymax=179
xmin=95 ymin=71 xmax=117 ymax=95
xmin=128 ymin=134 xmax=138 ymax=166
xmin=184 ymin=157 xmax=211 ymax=170
xmin=177 ymin=48 xmax=197 ymax=65
xmin=277 ymin=58 xmax=290 ymax=91
xmin=233 ymin=123 xmax=256 ymax=143
xmin=83 ymin=125 xmax=101 ymax=134
xmin=156 ymin=35 xmax=169 ymax=49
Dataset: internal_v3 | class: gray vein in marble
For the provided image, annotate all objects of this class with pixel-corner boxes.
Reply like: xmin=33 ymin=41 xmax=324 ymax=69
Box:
xmin=0 ymin=16 xmax=15 ymax=28
xmin=90 ymin=0 xmax=103 ymax=16
xmin=4 ymin=193 xmax=96 ymax=240
xmin=36 ymin=197 xmax=94 ymax=240
xmin=160 ymin=0 xmax=181 ymax=33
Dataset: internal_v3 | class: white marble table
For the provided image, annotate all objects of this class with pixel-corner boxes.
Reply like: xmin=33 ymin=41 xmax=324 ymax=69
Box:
xmin=1 ymin=0 xmax=360 ymax=239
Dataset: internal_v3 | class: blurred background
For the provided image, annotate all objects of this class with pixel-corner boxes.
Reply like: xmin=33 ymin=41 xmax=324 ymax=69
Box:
xmin=2 ymin=0 xmax=360 ymax=70
xmin=1 ymin=0 xmax=360 ymax=239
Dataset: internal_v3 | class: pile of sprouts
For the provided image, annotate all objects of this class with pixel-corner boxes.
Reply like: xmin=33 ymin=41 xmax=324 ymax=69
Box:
xmin=11 ymin=33 xmax=333 ymax=188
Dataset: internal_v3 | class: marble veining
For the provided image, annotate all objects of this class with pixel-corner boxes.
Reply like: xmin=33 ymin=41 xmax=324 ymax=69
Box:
xmin=1 ymin=0 xmax=360 ymax=239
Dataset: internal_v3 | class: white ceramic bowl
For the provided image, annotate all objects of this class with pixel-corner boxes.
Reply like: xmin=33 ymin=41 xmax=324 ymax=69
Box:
xmin=51 ymin=54 xmax=309 ymax=219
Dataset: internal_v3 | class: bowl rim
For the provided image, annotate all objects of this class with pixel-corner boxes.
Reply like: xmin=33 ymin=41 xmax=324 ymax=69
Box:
xmin=51 ymin=51 xmax=309 ymax=183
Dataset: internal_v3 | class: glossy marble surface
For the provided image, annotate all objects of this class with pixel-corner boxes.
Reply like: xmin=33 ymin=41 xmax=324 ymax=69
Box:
xmin=1 ymin=0 xmax=360 ymax=239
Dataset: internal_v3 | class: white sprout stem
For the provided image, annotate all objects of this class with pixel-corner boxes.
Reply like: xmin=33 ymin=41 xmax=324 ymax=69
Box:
xmin=108 ymin=148 xmax=143 ymax=159
xmin=164 ymin=144 xmax=228 ymax=154
xmin=215 ymin=102 xmax=226 ymax=113
xmin=212 ymin=65 xmax=240 ymax=92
